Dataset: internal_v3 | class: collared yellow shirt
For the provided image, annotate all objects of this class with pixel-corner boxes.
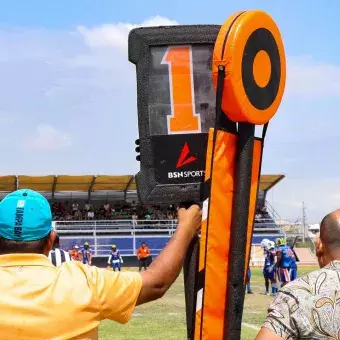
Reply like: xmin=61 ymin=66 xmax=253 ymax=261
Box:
xmin=0 ymin=254 xmax=143 ymax=340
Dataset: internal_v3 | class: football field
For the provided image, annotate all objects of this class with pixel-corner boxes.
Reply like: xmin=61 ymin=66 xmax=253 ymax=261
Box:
xmin=99 ymin=266 xmax=318 ymax=339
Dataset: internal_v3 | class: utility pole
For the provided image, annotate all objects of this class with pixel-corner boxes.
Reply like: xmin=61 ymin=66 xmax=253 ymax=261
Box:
xmin=302 ymin=202 xmax=307 ymax=243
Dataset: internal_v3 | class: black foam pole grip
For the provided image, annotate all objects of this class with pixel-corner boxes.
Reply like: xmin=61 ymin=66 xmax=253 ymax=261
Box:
xmin=224 ymin=122 xmax=255 ymax=340
xmin=183 ymin=235 xmax=199 ymax=340
xmin=180 ymin=201 xmax=199 ymax=340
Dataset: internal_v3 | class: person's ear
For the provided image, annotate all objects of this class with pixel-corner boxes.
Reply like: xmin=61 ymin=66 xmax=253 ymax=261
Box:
xmin=316 ymin=237 xmax=323 ymax=256
xmin=316 ymin=237 xmax=325 ymax=267
xmin=44 ymin=230 xmax=57 ymax=255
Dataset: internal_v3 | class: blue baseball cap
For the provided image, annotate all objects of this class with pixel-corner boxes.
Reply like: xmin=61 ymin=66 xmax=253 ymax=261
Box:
xmin=0 ymin=189 xmax=52 ymax=242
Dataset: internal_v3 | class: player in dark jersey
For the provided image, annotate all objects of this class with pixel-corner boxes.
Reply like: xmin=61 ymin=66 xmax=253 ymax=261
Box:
xmin=107 ymin=244 xmax=123 ymax=271
xmin=275 ymin=237 xmax=296 ymax=287
xmin=246 ymin=266 xmax=253 ymax=294
xmin=261 ymin=239 xmax=278 ymax=296
xmin=290 ymin=253 xmax=298 ymax=281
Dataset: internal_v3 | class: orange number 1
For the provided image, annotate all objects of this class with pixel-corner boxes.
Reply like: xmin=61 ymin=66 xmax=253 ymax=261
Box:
xmin=161 ymin=46 xmax=201 ymax=134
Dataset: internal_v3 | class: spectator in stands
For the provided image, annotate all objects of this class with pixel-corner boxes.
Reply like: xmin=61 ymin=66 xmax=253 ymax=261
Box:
xmin=111 ymin=207 xmax=116 ymax=219
xmin=57 ymin=201 xmax=65 ymax=217
xmin=104 ymin=201 xmax=111 ymax=220
xmin=65 ymin=211 xmax=72 ymax=220
xmin=72 ymin=200 xmax=79 ymax=216
xmin=131 ymin=200 xmax=137 ymax=211
xmin=98 ymin=205 xmax=105 ymax=219
xmin=168 ymin=210 xmax=177 ymax=220
xmin=48 ymin=234 xmax=72 ymax=266
xmin=257 ymin=209 xmax=340 ymax=339
xmin=132 ymin=212 xmax=138 ymax=220
xmin=88 ymin=208 xmax=94 ymax=220
xmin=85 ymin=201 xmax=91 ymax=215
xmin=137 ymin=242 xmax=152 ymax=271
xmin=0 ymin=189 xmax=201 ymax=339
xmin=74 ymin=209 xmax=82 ymax=221
xmin=47 ymin=200 xmax=182 ymax=222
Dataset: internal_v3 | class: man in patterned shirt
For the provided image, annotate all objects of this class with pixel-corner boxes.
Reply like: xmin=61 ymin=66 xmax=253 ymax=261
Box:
xmin=257 ymin=209 xmax=340 ymax=339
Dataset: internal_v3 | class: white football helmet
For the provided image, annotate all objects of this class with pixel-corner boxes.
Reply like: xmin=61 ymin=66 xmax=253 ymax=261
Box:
xmin=260 ymin=239 xmax=271 ymax=250
xmin=267 ymin=241 xmax=275 ymax=250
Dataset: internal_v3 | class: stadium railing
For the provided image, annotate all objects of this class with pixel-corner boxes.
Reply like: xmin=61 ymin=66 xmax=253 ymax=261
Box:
xmin=55 ymin=219 xmax=284 ymax=257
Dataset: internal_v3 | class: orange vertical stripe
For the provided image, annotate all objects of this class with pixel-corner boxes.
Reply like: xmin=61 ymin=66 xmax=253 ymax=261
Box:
xmin=194 ymin=310 xmax=202 ymax=339
xmin=201 ymin=131 xmax=237 ymax=339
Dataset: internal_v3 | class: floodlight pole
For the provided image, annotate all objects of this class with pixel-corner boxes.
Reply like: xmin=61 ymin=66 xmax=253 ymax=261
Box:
xmin=302 ymin=202 xmax=306 ymax=243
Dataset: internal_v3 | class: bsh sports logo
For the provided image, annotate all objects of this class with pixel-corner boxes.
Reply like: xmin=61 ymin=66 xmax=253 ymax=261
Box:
xmin=168 ymin=142 xmax=204 ymax=179
xmin=176 ymin=142 xmax=197 ymax=168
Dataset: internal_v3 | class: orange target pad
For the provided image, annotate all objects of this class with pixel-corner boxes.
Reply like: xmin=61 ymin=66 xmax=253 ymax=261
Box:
xmin=212 ymin=10 xmax=286 ymax=125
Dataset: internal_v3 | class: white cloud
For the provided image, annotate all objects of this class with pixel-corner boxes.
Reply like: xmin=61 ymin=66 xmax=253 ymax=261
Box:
xmin=77 ymin=16 xmax=178 ymax=50
xmin=27 ymin=124 xmax=72 ymax=151
xmin=286 ymin=55 xmax=340 ymax=98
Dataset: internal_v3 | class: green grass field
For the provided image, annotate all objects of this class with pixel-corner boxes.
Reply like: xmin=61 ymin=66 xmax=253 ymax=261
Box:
xmin=99 ymin=266 xmax=319 ymax=339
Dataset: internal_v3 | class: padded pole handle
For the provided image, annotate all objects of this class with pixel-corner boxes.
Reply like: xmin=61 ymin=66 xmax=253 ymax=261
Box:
xmin=180 ymin=201 xmax=200 ymax=340
xmin=184 ymin=235 xmax=199 ymax=340
xmin=225 ymin=123 xmax=255 ymax=340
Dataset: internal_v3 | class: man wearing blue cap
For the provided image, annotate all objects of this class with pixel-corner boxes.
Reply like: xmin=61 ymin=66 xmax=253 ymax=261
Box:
xmin=0 ymin=189 xmax=202 ymax=339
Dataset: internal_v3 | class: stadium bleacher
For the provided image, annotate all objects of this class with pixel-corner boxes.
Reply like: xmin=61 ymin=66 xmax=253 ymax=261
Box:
xmin=0 ymin=173 xmax=286 ymax=262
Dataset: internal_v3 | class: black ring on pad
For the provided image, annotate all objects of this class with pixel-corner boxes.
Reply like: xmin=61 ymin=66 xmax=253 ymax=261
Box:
xmin=241 ymin=28 xmax=281 ymax=110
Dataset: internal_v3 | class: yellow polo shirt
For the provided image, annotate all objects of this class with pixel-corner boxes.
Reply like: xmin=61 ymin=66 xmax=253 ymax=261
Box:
xmin=0 ymin=254 xmax=143 ymax=340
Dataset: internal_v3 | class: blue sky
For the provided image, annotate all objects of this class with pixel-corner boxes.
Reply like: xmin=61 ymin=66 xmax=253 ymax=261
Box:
xmin=0 ymin=0 xmax=340 ymax=222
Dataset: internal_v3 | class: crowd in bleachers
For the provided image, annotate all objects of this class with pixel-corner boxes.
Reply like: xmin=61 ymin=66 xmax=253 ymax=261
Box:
xmin=51 ymin=199 xmax=271 ymax=223
xmin=51 ymin=200 xmax=178 ymax=221
xmin=255 ymin=204 xmax=273 ymax=223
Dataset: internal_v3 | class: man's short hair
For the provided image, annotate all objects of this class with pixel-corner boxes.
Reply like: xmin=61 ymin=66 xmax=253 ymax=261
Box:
xmin=0 ymin=232 xmax=51 ymax=255
xmin=320 ymin=212 xmax=340 ymax=252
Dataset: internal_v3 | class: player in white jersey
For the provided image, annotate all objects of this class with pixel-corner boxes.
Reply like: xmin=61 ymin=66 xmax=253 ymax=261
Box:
xmin=48 ymin=234 xmax=71 ymax=266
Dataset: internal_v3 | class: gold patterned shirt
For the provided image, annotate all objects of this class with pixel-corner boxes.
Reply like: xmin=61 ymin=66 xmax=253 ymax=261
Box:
xmin=262 ymin=261 xmax=340 ymax=339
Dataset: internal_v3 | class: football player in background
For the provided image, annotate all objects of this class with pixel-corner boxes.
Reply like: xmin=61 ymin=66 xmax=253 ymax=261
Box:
xmin=275 ymin=237 xmax=295 ymax=287
xmin=48 ymin=234 xmax=72 ymax=266
xmin=79 ymin=242 xmax=93 ymax=265
xmin=261 ymin=239 xmax=278 ymax=296
xmin=69 ymin=244 xmax=80 ymax=261
xmin=108 ymin=244 xmax=123 ymax=271
xmin=246 ymin=263 xmax=253 ymax=294
xmin=290 ymin=253 xmax=298 ymax=281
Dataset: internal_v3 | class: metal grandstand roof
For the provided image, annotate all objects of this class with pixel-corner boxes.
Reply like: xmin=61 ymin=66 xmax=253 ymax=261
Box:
xmin=0 ymin=175 xmax=136 ymax=197
xmin=259 ymin=174 xmax=285 ymax=192
xmin=0 ymin=174 xmax=282 ymax=196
